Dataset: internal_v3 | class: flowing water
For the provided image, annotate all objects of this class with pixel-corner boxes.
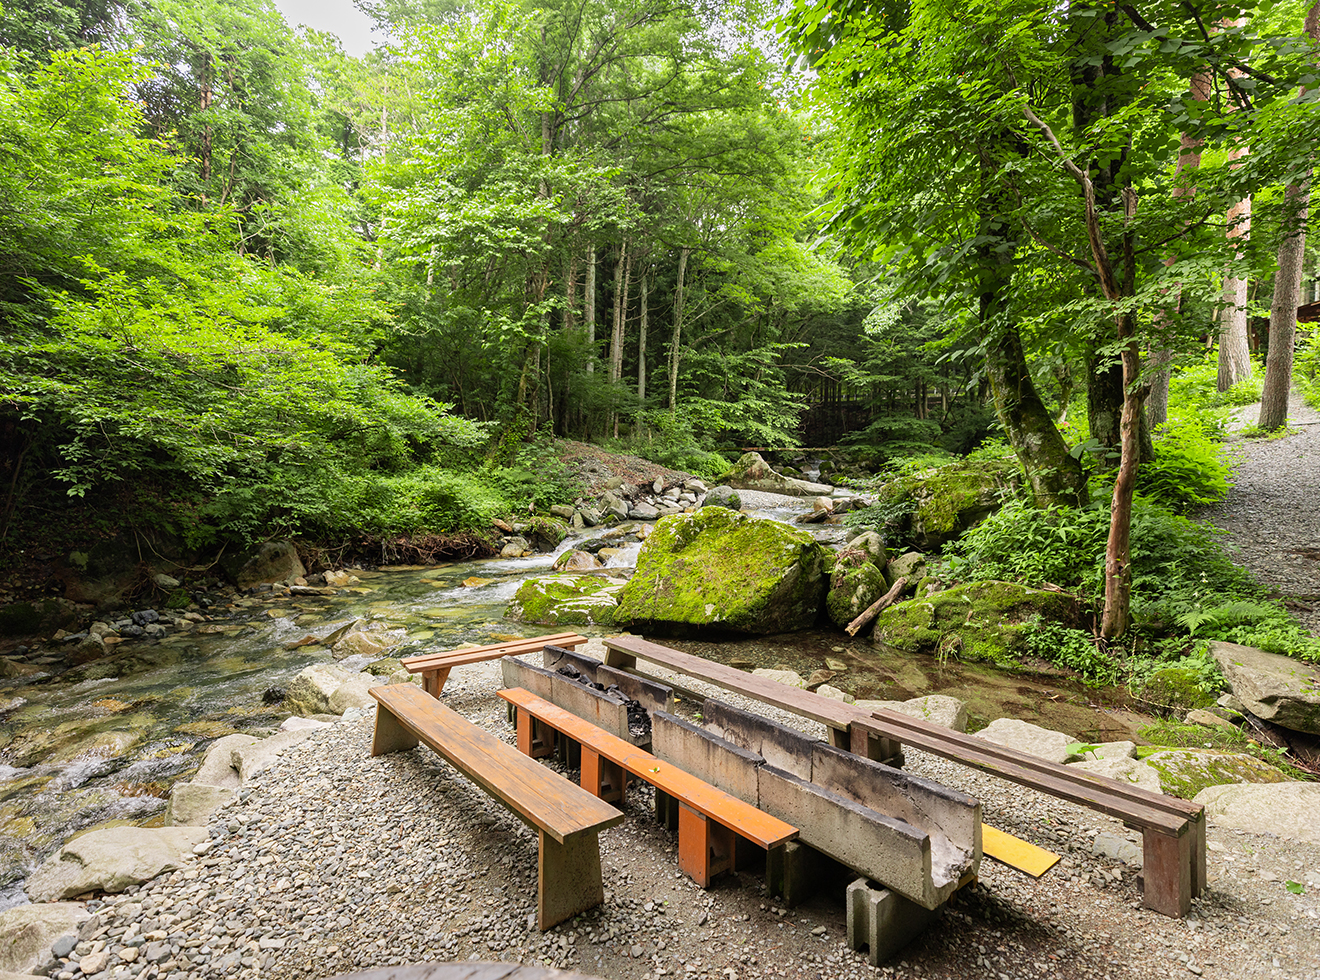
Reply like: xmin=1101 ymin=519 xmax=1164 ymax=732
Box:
xmin=0 ymin=505 xmax=1138 ymax=909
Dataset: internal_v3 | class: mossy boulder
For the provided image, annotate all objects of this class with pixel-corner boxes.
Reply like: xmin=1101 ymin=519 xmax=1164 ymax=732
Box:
xmin=506 ymin=574 xmax=625 ymax=628
xmin=825 ymin=548 xmax=888 ymax=629
xmin=613 ymin=508 xmax=829 ymax=635
xmin=873 ymin=459 xmax=1015 ymax=550
xmin=872 ymin=581 xmax=1080 ymax=669
xmin=716 ymin=452 xmax=833 ymax=498
xmin=0 ymin=597 xmax=83 ymax=637
xmin=1140 ymin=667 xmax=1217 ymax=713
xmin=1137 ymin=748 xmax=1292 ymax=800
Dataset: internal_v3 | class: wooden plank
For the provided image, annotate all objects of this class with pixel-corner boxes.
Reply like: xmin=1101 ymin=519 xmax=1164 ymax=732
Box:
xmin=323 ymin=962 xmax=609 ymax=980
xmin=402 ymin=632 xmax=588 ymax=672
xmin=981 ymin=824 xmax=1060 ymax=878
xmin=369 ymin=684 xmax=623 ymax=844
xmin=499 ymin=687 xmax=797 ymax=850
xmin=854 ymin=710 xmax=1193 ymax=832
xmin=602 ymin=636 xmax=855 ymax=730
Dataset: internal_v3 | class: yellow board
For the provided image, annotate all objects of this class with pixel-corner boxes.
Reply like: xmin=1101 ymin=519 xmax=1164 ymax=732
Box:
xmin=981 ymin=823 xmax=1061 ymax=878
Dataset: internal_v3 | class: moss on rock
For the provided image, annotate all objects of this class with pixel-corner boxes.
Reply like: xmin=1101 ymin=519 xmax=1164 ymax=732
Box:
xmin=506 ymin=574 xmax=625 ymax=627
xmin=872 ymin=459 xmax=1015 ymax=550
xmin=1138 ymin=748 xmax=1292 ymax=800
xmin=826 ymin=549 xmax=888 ymax=629
xmin=1141 ymin=667 xmax=1217 ymax=713
xmin=872 ymin=581 xmax=1080 ymax=669
xmin=614 ymin=508 xmax=829 ymax=635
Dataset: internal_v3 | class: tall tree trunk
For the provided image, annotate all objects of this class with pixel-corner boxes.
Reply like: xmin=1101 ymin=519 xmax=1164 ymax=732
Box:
xmin=199 ymin=53 xmax=213 ymax=190
xmin=565 ymin=254 xmax=577 ymax=333
xmin=1217 ymin=38 xmax=1253 ymax=393
xmin=610 ymin=241 xmax=630 ymax=384
xmin=638 ymin=268 xmax=648 ymax=404
xmin=1259 ymin=4 xmax=1319 ymax=430
xmin=584 ymin=245 xmax=596 ymax=373
xmin=668 ymin=246 xmax=690 ymax=410
xmin=1148 ymin=69 xmax=1211 ymax=427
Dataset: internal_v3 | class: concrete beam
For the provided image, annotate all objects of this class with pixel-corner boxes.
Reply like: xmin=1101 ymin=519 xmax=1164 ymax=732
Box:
xmin=502 ymin=656 xmax=633 ymax=742
xmin=700 ymin=698 xmax=816 ymax=781
xmin=652 ymin=710 xmax=760 ymax=803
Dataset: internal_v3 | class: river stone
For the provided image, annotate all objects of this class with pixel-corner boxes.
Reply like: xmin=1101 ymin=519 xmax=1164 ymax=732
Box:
xmin=164 ymin=782 xmax=235 ymax=826
xmin=191 ymin=733 xmax=262 ymax=788
xmin=0 ymin=903 xmax=89 ymax=975
xmin=601 ymin=493 xmax=630 ymax=522
xmin=825 ymin=548 xmax=889 ymax=630
xmin=1140 ymin=748 xmax=1292 ymax=799
xmin=884 ymin=552 xmax=927 ymax=590
xmin=553 ymin=550 xmax=604 ymax=572
xmin=500 ymin=536 xmax=532 ymax=558
xmin=873 ymin=581 xmax=1080 ymax=669
xmin=25 ymin=826 xmax=206 ymax=901
xmin=846 ymin=531 xmax=889 ymax=568
xmin=506 ymin=574 xmax=625 ymax=627
xmin=717 ymin=452 xmax=833 ymax=498
xmin=326 ymin=673 xmax=382 ymax=714
xmin=1068 ymin=757 xmax=1163 ymax=794
xmin=856 ymin=695 xmax=968 ymax=732
xmin=235 ymin=540 xmax=304 ymax=589
xmin=1194 ymin=782 xmax=1320 ymax=843
xmin=614 ymin=508 xmax=830 ymax=635
xmin=286 ymin=663 xmax=356 ymax=716
xmin=230 ymin=728 xmax=317 ymax=782
xmin=815 ymin=684 xmax=854 ymax=703
xmin=630 ymin=502 xmax=660 ymax=520
xmin=1209 ymin=641 xmax=1320 ymax=735
xmin=0 ymin=657 xmax=44 ymax=680
xmin=974 ymin=718 xmax=1078 ymax=764
xmin=332 ymin=629 xmax=401 ymax=660
xmin=749 ymin=668 xmax=806 ymax=689
xmin=1077 ymin=740 xmax=1137 ymax=761
xmin=701 ymin=486 xmax=741 ymax=511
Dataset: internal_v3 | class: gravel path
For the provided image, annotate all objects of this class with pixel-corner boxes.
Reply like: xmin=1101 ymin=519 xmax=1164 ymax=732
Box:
xmin=46 ymin=648 xmax=1320 ymax=980
xmin=1204 ymin=392 xmax=1320 ymax=633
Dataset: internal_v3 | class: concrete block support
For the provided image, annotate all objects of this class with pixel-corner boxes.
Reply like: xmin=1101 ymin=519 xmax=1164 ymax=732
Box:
xmin=766 ymin=840 xmax=825 ymax=907
xmin=846 ymin=877 xmax=941 ymax=965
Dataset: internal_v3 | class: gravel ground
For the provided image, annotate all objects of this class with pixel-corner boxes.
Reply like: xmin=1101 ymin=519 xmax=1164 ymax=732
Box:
xmin=1203 ymin=392 xmax=1320 ymax=633
xmin=47 ymin=647 xmax=1320 ymax=980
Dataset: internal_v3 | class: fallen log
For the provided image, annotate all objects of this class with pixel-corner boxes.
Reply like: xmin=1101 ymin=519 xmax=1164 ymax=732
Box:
xmin=845 ymin=576 xmax=908 ymax=636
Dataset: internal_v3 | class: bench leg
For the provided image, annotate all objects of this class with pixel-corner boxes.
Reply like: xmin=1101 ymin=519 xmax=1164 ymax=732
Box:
xmin=828 ymin=725 xmax=850 ymax=749
xmin=370 ymin=704 xmax=419 ymax=756
xmin=655 ymin=789 xmax=679 ymax=831
xmin=1142 ymin=828 xmax=1193 ymax=917
xmin=516 ymin=708 xmax=555 ymax=759
xmin=422 ymin=667 xmax=452 ymax=698
xmin=678 ymin=802 xmax=733 ymax=888
xmin=1190 ymin=812 xmax=1206 ymax=898
xmin=603 ymin=648 xmax=637 ymax=670
xmin=538 ymin=829 xmax=606 ymax=931
xmin=849 ymin=725 xmax=904 ymax=768
xmin=580 ymin=747 xmax=627 ymax=805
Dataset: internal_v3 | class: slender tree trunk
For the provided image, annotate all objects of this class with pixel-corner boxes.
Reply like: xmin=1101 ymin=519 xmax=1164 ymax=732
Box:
xmin=638 ymin=268 xmax=648 ymax=404
xmin=1148 ymin=69 xmax=1211 ymax=427
xmin=199 ymin=53 xmax=213 ymax=190
xmin=668 ymin=246 xmax=690 ymax=411
xmin=1217 ymin=39 xmax=1253 ymax=393
xmin=1259 ymin=4 xmax=1319 ymax=429
xmin=584 ymin=245 xmax=596 ymax=373
xmin=610 ymin=241 xmax=630 ymax=384
xmin=565 ymin=254 xmax=577 ymax=333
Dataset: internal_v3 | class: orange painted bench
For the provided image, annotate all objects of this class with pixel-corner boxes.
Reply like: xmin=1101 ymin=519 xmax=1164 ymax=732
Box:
xmin=401 ymin=632 xmax=589 ymax=697
xmin=369 ymin=684 xmax=623 ymax=929
xmin=498 ymin=687 xmax=798 ymax=888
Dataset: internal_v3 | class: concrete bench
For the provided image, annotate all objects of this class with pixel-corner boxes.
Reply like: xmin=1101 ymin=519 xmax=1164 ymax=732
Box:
xmin=402 ymin=632 xmax=588 ymax=697
xmin=498 ymin=687 xmax=798 ymax=888
xmin=369 ymin=684 xmax=623 ymax=929
xmin=501 ymin=655 xmax=655 ymax=747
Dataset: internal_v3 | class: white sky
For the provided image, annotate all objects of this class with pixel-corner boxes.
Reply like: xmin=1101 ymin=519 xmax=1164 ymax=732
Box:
xmin=272 ymin=0 xmax=384 ymax=58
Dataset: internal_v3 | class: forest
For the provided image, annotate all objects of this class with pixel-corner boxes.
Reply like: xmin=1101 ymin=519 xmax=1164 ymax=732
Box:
xmin=1 ymin=0 xmax=1319 ymax=648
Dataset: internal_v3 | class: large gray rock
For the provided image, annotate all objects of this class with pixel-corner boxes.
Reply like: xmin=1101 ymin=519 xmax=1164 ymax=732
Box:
xmin=235 ymin=540 xmax=304 ymax=589
xmin=326 ymin=674 xmax=380 ymax=715
xmin=1209 ymin=641 xmax=1320 ymax=735
xmin=285 ymin=663 xmax=355 ymax=716
xmin=229 ymin=728 xmax=316 ymax=782
xmin=0 ymin=903 xmax=89 ymax=975
xmin=506 ymin=574 xmax=626 ymax=628
xmin=614 ymin=508 xmax=830 ymax=635
xmin=973 ymin=718 xmax=1078 ymax=764
xmin=1068 ymin=757 xmax=1163 ymax=794
xmin=856 ymin=695 xmax=968 ymax=732
xmin=717 ymin=452 xmax=833 ymax=498
xmin=846 ymin=531 xmax=889 ymax=569
xmin=1195 ymin=782 xmax=1320 ymax=843
xmin=701 ymin=486 xmax=741 ymax=511
xmin=870 ymin=459 xmax=1015 ymax=550
xmin=190 ymin=733 xmax=262 ymax=789
xmin=164 ymin=782 xmax=235 ymax=826
xmin=25 ymin=827 xmax=206 ymax=901
xmin=825 ymin=548 xmax=889 ymax=630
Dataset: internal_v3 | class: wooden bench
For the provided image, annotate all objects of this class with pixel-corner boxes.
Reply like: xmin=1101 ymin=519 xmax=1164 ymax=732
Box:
xmin=369 ymin=684 xmax=624 ymax=929
xmin=498 ymin=686 xmax=798 ymax=888
xmin=402 ymin=632 xmax=589 ymax=697
xmin=603 ymin=635 xmax=1204 ymax=918
xmin=852 ymin=708 xmax=1205 ymax=917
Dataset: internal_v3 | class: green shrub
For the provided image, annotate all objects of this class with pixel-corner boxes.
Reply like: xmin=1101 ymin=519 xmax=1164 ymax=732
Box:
xmin=1136 ymin=415 xmax=1231 ymax=512
xmin=944 ymin=497 xmax=1111 ymax=591
xmin=1023 ymin=621 xmax=1121 ymax=687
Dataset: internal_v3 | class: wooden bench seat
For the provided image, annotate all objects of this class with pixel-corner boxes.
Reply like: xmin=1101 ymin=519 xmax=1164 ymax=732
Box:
xmin=369 ymin=684 xmax=623 ymax=929
xmin=402 ymin=632 xmax=589 ymax=697
xmin=498 ymin=686 xmax=798 ymax=888
xmin=602 ymin=634 xmax=1204 ymax=918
